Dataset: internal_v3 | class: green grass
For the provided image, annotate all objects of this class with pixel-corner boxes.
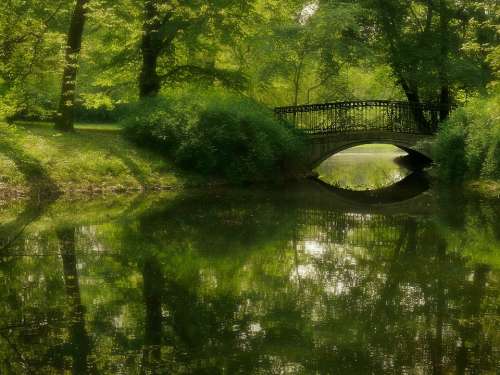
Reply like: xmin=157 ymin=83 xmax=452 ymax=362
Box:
xmin=337 ymin=144 xmax=405 ymax=154
xmin=16 ymin=121 xmax=123 ymax=132
xmin=0 ymin=121 xmax=182 ymax=196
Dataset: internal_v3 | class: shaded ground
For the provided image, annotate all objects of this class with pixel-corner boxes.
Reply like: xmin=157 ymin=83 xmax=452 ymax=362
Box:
xmin=0 ymin=122 xmax=182 ymax=198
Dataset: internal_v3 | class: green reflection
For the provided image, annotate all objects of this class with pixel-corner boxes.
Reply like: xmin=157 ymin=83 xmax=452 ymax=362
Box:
xmin=315 ymin=144 xmax=410 ymax=190
xmin=0 ymin=186 xmax=498 ymax=374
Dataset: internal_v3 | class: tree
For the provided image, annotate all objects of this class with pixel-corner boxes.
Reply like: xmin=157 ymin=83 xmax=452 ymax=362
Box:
xmin=0 ymin=0 xmax=67 ymax=121
xmin=139 ymin=0 xmax=163 ymax=98
xmin=234 ymin=0 xmax=371 ymax=106
xmin=55 ymin=0 xmax=89 ymax=132
xmin=361 ymin=0 xmax=497 ymax=127
xmin=138 ymin=0 xmax=252 ymax=98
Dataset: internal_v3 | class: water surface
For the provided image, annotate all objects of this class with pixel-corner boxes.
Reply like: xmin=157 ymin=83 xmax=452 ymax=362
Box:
xmin=0 ymin=183 xmax=499 ymax=374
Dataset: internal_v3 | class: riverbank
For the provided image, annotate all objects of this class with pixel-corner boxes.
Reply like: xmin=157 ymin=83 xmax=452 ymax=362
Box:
xmin=0 ymin=121 xmax=184 ymax=199
xmin=1 ymin=121 xmax=498 ymax=202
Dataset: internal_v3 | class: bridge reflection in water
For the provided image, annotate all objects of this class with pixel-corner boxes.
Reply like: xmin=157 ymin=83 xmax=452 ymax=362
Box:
xmin=0 ymin=183 xmax=498 ymax=374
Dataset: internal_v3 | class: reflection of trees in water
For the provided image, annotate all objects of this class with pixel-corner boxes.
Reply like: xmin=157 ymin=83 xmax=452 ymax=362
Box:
xmin=117 ymin=194 xmax=498 ymax=374
xmin=0 ymin=226 xmax=96 ymax=374
xmin=0 ymin=190 xmax=498 ymax=374
xmin=56 ymin=227 xmax=95 ymax=375
xmin=141 ymin=257 xmax=163 ymax=373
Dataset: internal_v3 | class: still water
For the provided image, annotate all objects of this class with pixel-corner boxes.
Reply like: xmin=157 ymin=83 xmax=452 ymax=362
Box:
xmin=0 ymin=153 xmax=499 ymax=374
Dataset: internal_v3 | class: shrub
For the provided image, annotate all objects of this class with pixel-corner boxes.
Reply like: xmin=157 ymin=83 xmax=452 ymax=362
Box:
xmin=175 ymin=97 xmax=305 ymax=182
xmin=121 ymin=90 xmax=306 ymax=183
xmin=434 ymin=92 xmax=500 ymax=182
xmin=121 ymin=95 xmax=197 ymax=153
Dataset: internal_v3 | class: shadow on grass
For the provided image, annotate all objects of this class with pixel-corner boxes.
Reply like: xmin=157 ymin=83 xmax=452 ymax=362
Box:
xmin=0 ymin=136 xmax=59 ymax=195
xmin=0 ymin=136 xmax=60 ymax=253
xmin=16 ymin=122 xmax=179 ymax=189
xmin=114 ymin=151 xmax=149 ymax=186
xmin=91 ymin=136 xmax=173 ymax=188
xmin=28 ymin=126 xmax=157 ymax=188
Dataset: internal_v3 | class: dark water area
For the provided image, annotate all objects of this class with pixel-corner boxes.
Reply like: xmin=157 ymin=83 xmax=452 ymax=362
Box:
xmin=0 ymin=165 xmax=499 ymax=373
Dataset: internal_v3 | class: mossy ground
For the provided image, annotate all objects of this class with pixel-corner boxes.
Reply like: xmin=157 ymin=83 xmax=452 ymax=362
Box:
xmin=0 ymin=121 xmax=182 ymax=198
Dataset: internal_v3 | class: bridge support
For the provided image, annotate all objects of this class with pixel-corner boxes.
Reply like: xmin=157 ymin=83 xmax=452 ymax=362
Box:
xmin=305 ymin=131 xmax=435 ymax=169
xmin=274 ymin=100 xmax=443 ymax=171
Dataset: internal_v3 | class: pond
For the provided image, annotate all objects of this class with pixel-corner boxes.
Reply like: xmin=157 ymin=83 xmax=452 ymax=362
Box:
xmin=0 ymin=153 xmax=499 ymax=374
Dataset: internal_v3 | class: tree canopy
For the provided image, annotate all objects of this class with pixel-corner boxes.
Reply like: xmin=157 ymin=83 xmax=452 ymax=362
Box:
xmin=0 ymin=0 xmax=497 ymax=128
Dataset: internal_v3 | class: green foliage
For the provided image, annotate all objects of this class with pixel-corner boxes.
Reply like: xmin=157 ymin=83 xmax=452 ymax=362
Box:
xmin=0 ymin=0 xmax=69 ymax=120
xmin=176 ymin=96 xmax=305 ymax=182
xmin=240 ymin=0 xmax=370 ymax=106
xmin=122 ymin=95 xmax=195 ymax=152
xmin=122 ymin=91 xmax=306 ymax=182
xmin=1 ymin=0 xmax=497 ymax=121
xmin=434 ymin=91 xmax=500 ymax=181
xmin=360 ymin=0 xmax=498 ymax=104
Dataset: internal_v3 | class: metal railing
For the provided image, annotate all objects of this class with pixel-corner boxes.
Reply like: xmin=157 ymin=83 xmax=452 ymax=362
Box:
xmin=275 ymin=100 xmax=445 ymax=135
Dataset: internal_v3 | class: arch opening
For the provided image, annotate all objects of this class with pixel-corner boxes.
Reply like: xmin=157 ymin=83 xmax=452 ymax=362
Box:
xmin=314 ymin=143 xmax=428 ymax=192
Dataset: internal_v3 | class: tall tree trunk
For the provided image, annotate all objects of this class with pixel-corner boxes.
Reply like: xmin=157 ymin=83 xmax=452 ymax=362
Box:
xmin=55 ymin=0 xmax=89 ymax=132
xmin=397 ymin=75 xmax=430 ymax=132
xmin=292 ymin=46 xmax=308 ymax=107
xmin=139 ymin=0 xmax=162 ymax=98
xmin=438 ymin=0 xmax=451 ymax=120
xmin=377 ymin=1 xmax=431 ymax=133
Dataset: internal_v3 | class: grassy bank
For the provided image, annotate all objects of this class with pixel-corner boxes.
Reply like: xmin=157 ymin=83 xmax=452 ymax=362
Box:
xmin=0 ymin=121 xmax=182 ymax=198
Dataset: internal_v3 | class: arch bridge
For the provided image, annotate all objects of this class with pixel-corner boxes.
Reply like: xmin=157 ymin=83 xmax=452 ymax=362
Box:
xmin=275 ymin=100 xmax=446 ymax=167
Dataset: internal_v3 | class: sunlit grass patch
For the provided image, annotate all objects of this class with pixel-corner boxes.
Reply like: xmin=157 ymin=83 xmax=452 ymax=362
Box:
xmin=16 ymin=121 xmax=122 ymax=133
xmin=0 ymin=121 xmax=181 ymax=195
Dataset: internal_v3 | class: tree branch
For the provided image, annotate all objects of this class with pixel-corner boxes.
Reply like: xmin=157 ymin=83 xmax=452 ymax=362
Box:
xmin=160 ymin=65 xmax=248 ymax=89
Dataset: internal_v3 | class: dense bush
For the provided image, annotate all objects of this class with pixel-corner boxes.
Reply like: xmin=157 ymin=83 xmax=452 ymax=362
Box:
xmin=176 ymin=97 xmax=305 ymax=182
xmin=121 ymin=91 xmax=306 ymax=182
xmin=122 ymin=95 xmax=197 ymax=153
xmin=434 ymin=92 xmax=500 ymax=182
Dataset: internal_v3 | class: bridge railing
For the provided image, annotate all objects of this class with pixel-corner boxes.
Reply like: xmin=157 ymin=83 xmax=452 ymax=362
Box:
xmin=274 ymin=100 xmax=443 ymax=135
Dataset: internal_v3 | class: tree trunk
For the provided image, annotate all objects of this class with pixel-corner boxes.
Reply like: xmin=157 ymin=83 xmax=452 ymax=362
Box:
xmin=292 ymin=60 xmax=304 ymax=107
xmin=398 ymin=75 xmax=430 ymax=132
xmin=439 ymin=86 xmax=450 ymax=120
xmin=438 ymin=0 xmax=451 ymax=120
xmin=139 ymin=0 xmax=162 ymax=98
xmin=54 ymin=0 xmax=89 ymax=132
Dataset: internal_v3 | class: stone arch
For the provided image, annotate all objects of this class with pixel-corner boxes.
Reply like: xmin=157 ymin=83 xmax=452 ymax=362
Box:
xmin=306 ymin=131 xmax=435 ymax=169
